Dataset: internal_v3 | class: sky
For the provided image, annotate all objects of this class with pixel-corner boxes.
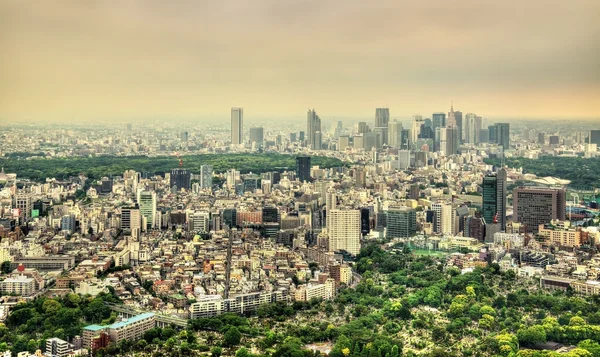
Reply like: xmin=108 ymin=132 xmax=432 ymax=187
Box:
xmin=1 ymin=0 xmax=599 ymax=122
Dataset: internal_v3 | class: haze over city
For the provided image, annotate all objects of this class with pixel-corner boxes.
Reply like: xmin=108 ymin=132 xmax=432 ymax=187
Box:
xmin=1 ymin=0 xmax=599 ymax=122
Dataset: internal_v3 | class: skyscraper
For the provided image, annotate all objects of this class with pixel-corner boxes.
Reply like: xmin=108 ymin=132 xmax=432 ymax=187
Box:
xmin=200 ymin=165 xmax=213 ymax=189
xmin=296 ymin=156 xmax=311 ymax=183
xmin=375 ymin=108 xmax=389 ymax=145
xmin=432 ymin=201 xmax=455 ymax=235
xmin=137 ymin=190 xmax=157 ymax=230
xmin=432 ymin=112 xmax=446 ymax=132
xmin=411 ymin=115 xmax=424 ymax=146
xmin=170 ymin=168 xmax=191 ymax=191
xmin=589 ymin=130 xmax=600 ymax=145
xmin=494 ymin=123 xmax=510 ymax=150
xmin=385 ymin=207 xmax=417 ymax=239
xmin=439 ymin=127 xmax=457 ymax=156
xmin=513 ymin=187 xmax=566 ymax=233
xmin=464 ymin=113 xmax=482 ymax=144
xmin=231 ymin=107 xmax=243 ymax=145
xmin=482 ymin=168 xmax=507 ymax=230
xmin=249 ymin=127 xmax=264 ymax=148
xmin=306 ymin=109 xmax=322 ymax=150
xmin=387 ymin=120 xmax=403 ymax=148
xmin=328 ymin=209 xmax=361 ymax=255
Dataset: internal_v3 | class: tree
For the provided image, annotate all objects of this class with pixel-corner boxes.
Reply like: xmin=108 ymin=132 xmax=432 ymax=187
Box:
xmin=578 ymin=340 xmax=600 ymax=357
xmin=236 ymin=347 xmax=251 ymax=357
xmin=1 ymin=261 xmax=11 ymax=274
xmin=223 ymin=326 xmax=242 ymax=347
xmin=517 ymin=325 xmax=547 ymax=347
xmin=42 ymin=299 xmax=62 ymax=314
xmin=212 ymin=346 xmax=223 ymax=357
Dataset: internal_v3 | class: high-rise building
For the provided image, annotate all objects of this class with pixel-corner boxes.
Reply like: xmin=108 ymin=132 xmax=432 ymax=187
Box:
xmin=493 ymin=123 xmax=510 ymax=150
xmin=222 ymin=208 xmax=237 ymax=228
xmin=375 ymin=108 xmax=389 ymax=144
xmin=589 ymin=130 xmax=600 ymax=145
xmin=387 ymin=120 xmax=403 ymax=148
xmin=482 ymin=168 xmax=507 ymax=230
xmin=231 ymin=107 xmax=243 ymax=145
xmin=398 ymin=150 xmax=411 ymax=170
xmin=411 ymin=115 xmax=424 ymax=146
xmin=137 ymin=190 xmax=157 ymax=230
xmin=513 ymin=187 xmax=566 ymax=233
xmin=200 ymin=165 xmax=213 ymax=189
xmin=439 ymin=127 xmax=457 ymax=156
xmin=409 ymin=184 xmax=420 ymax=200
xmin=306 ymin=109 xmax=322 ymax=150
xmin=15 ymin=192 xmax=32 ymax=221
xmin=432 ymin=112 xmax=446 ymax=132
xmin=190 ymin=211 xmax=210 ymax=233
xmin=121 ymin=206 xmax=141 ymax=232
xmin=249 ymin=127 xmax=264 ymax=148
xmin=432 ymin=202 xmax=455 ymax=235
xmin=328 ymin=209 xmax=361 ymax=255
xmin=385 ymin=207 xmax=417 ymax=239
xmin=296 ymin=156 xmax=311 ymax=183
xmin=538 ymin=132 xmax=546 ymax=144
xmin=549 ymin=135 xmax=559 ymax=145
xmin=464 ymin=113 xmax=482 ymax=144
xmin=356 ymin=122 xmax=369 ymax=134
xmin=170 ymin=168 xmax=191 ymax=191
xmin=338 ymin=136 xmax=349 ymax=151
xmin=375 ymin=108 xmax=389 ymax=129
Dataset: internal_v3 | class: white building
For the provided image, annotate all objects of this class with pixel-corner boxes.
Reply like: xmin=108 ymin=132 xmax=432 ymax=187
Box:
xmin=328 ymin=209 xmax=361 ymax=255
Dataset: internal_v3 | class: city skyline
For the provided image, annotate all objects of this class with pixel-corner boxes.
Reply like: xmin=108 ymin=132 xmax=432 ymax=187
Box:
xmin=1 ymin=0 xmax=599 ymax=122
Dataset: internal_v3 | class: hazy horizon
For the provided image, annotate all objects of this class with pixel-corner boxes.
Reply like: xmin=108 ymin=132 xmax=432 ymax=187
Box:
xmin=1 ymin=1 xmax=599 ymax=122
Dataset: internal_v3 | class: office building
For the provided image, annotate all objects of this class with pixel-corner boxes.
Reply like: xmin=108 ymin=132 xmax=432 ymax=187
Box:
xmin=61 ymin=214 xmax=76 ymax=234
xmin=464 ymin=113 xmax=482 ymax=144
xmin=432 ymin=202 xmax=455 ymax=235
xmin=121 ymin=206 xmax=141 ymax=232
xmin=328 ymin=209 xmax=361 ymax=255
xmin=231 ymin=107 xmax=243 ymax=145
xmin=589 ymin=130 xmax=600 ymax=145
xmin=356 ymin=122 xmax=369 ymax=134
xmin=398 ymin=150 xmax=411 ymax=170
xmin=307 ymin=109 xmax=322 ymax=150
xmin=200 ymin=165 xmax=213 ymax=189
xmin=409 ymin=184 xmax=420 ymax=200
xmin=490 ymin=123 xmax=510 ymax=150
xmin=296 ymin=156 xmax=311 ymax=183
xmin=439 ymin=127 xmax=457 ymax=156
xmin=170 ymin=168 xmax=191 ymax=191
xmin=387 ymin=120 xmax=403 ymax=148
xmin=374 ymin=108 xmax=389 ymax=144
xmin=481 ymin=168 xmax=507 ymax=230
xmin=222 ymin=208 xmax=237 ymax=228
xmin=432 ymin=112 xmax=446 ymax=131
xmin=513 ymin=187 xmax=566 ymax=233
xmin=549 ymin=135 xmax=559 ymax=145
xmin=411 ymin=115 xmax=424 ymax=146
xmin=190 ymin=211 xmax=210 ymax=233
xmin=249 ymin=127 xmax=264 ymax=148
xmin=385 ymin=207 xmax=417 ymax=239
xmin=137 ymin=190 xmax=157 ymax=230
xmin=15 ymin=192 xmax=32 ymax=221
xmin=538 ymin=132 xmax=546 ymax=144
xmin=338 ymin=136 xmax=350 ymax=151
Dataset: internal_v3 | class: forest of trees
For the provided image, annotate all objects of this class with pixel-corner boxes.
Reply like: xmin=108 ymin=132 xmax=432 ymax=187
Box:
xmin=0 ymin=153 xmax=345 ymax=182
xmin=484 ymin=156 xmax=600 ymax=188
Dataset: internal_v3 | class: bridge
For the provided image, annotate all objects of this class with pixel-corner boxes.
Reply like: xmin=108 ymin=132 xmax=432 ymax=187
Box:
xmin=106 ymin=303 xmax=188 ymax=328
